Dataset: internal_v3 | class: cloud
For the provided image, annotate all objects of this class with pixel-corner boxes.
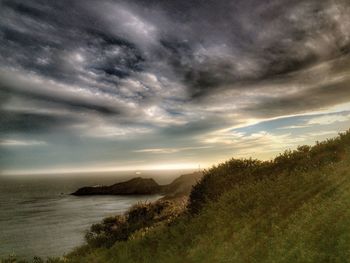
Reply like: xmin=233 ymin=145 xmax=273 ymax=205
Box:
xmin=278 ymin=112 xmax=350 ymax=129
xmin=161 ymin=0 xmax=350 ymax=101
xmin=90 ymin=2 xmax=159 ymax=49
xmin=306 ymin=131 xmax=338 ymax=137
xmin=307 ymin=114 xmax=350 ymax=126
xmin=0 ymin=68 xmax=126 ymax=115
xmin=0 ymin=139 xmax=46 ymax=146
xmin=134 ymin=146 xmax=212 ymax=154
xmin=0 ymin=111 xmax=76 ymax=134
xmin=203 ymin=130 xmax=305 ymax=149
xmin=278 ymin=125 xmax=310 ymax=130
xmin=242 ymin=75 xmax=350 ymax=118
xmin=77 ymin=122 xmax=152 ymax=139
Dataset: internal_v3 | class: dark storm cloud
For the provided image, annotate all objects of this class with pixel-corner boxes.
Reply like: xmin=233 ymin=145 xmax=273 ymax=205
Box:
xmin=175 ymin=0 xmax=350 ymax=99
xmin=0 ymin=111 xmax=75 ymax=134
xmin=0 ymin=83 xmax=121 ymax=115
xmin=0 ymin=0 xmax=145 ymax=85
xmin=1 ymin=0 xmax=349 ymax=117
xmin=160 ymin=116 xmax=232 ymax=137
xmin=244 ymin=77 xmax=350 ymax=118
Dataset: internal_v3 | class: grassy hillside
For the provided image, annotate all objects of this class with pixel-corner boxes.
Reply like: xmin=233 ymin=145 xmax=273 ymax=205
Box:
xmin=3 ymin=130 xmax=350 ymax=263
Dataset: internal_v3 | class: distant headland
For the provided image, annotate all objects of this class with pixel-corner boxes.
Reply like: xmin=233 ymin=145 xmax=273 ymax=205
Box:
xmin=71 ymin=172 xmax=203 ymax=199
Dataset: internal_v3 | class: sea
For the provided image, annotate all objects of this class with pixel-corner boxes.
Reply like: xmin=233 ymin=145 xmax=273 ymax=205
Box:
xmin=0 ymin=170 xmax=189 ymax=260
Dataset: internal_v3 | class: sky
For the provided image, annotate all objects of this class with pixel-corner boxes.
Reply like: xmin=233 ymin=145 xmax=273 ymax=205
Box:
xmin=0 ymin=0 xmax=350 ymax=175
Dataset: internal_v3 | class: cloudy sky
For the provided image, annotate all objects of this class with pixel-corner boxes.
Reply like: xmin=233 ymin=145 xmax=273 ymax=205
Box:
xmin=1 ymin=0 xmax=350 ymax=175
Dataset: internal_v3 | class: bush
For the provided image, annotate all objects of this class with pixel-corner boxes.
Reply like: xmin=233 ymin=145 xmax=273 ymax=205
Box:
xmin=84 ymin=199 xmax=185 ymax=249
xmin=188 ymin=158 xmax=264 ymax=214
xmin=188 ymin=130 xmax=350 ymax=214
xmin=85 ymin=215 xmax=128 ymax=248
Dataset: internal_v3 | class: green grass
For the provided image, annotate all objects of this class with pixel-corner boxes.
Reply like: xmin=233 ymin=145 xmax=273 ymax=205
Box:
xmin=4 ymin=130 xmax=350 ymax=263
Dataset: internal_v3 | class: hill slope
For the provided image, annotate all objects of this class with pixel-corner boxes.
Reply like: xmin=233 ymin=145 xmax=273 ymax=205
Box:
xmin=62 ymin=130 xmax=350 ymax=263
xmin=162 ymin=172 xmax=203 ymax=199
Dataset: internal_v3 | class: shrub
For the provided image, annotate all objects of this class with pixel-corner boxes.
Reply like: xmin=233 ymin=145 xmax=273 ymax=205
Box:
xmin=84 ymin=199 xmax=185 ymax=249
xmin=188 ymin=130 xmax=350 ymax=214
xmin=85 ymin=215 xmax=128 ymax=248
xmin=188 ymin=158 xmax=264 ymax=214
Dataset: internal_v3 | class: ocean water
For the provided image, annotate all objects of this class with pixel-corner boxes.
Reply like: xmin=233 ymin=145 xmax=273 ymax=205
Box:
xmin=0 ymin=171 xmax=187 ymax=259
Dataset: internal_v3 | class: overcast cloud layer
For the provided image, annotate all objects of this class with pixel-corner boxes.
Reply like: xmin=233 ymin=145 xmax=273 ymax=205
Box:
xmin=1 ymin=0 xmax=350 ymax=174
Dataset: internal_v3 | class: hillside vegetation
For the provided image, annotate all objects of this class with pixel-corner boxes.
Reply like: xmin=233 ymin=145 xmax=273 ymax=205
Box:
xmin=3 ymin=130 xmax=350 ymax=263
